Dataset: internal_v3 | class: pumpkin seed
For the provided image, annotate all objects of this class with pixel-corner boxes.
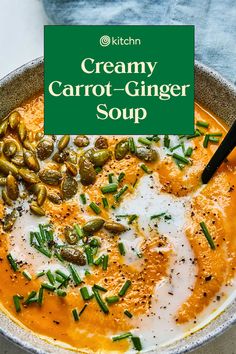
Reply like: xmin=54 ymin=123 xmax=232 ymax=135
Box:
xmin=60 ymin=247 xmax=86 ymax=266
xmin=11 ymin=153 xmax=24 ymax=167
xmin=0 ymin=141 xmax=3 ymax=155
xmin=74 ymin=135 xmax=89 ymax=147
xmin=83 ymin=218 xmax=105 ymax=234
xmin=36 ymin=139 xmax=54 ymax=160
xmin=52 ymin=150 xmax=68 ymax=164
xmin=6 ymin=174 xmax=19 ymax=200
xmin=67 ymin=149 xmax=78 ymax=164
xmin=47 ymin=192 xmax=62 ymax=204
xmin=37 ymin=185 xmax=47 ymax=206
xmin=27 ymin=183 xmax=41 ymax=195
xmin=3 ymin=210 xmax=18 ymax=231
xmin=64 ymin=226 xmax=78 ymax=245
xmin=19 ymin=168 xmax=40 ymax=184
xmin=0 ymin=159 xmax=18 ymax=176
xmin=9 ymin=111 xmax=20 ymax=129
xmin=79 ymin=157 xmax=96 ymax=186
xmin=39 ymin=169 xmax=62 ymax=185
xmin=35 ymin=131 xmax=44 ymax=141
xmin=0 ymin=177 xmax=6 ymax=186
xmin=3 ymin=141 xmax=17 ymax=157
xmin=115 ymin=139 xmax=129 ymax=160
xmin=23 ymin=140 xmax=34 ymax=151
xmin=135 ymin=147 xmax=158 ymax=162
xmin=65 ymin=161 xmax=77 ymax=176
xmin=104 ymin=221 xmax=127 ymax=234
xmin=23 ymin=150 xmax=40 ymax=172
xmin=91 ymin=149 xmax=111 ymax=167
xmin=0 ymin=119 xmax=8 ymax=137
xmin=17 ymin=121 xmax=27 ymax=142
xmin=95 ymin=136 xmax=108 ymax=149
xmin=30 ymin=202 xmax=45 ymax=216
xmin=61 ymin=175 xmax=78 ymax=200
xmin=2 ymin=189 xmax=13 ymax=206
xmin=58 ymin=135 xmax=70 ymax=151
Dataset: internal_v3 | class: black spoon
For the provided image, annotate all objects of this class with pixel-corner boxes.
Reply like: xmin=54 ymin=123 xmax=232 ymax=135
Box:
xmin=201 ymin=120 xmax=236 ymax=184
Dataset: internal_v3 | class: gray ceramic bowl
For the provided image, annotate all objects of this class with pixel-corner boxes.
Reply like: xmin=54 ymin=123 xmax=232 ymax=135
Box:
xmin=0 ymin=57 xmax=236 ymax=354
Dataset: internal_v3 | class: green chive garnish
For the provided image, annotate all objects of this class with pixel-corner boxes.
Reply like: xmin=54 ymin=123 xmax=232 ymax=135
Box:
xmin=203 ymin=134 xmax=210 ymax=148
xmin=164 ymin=135 xmax=170 ymax=148
xmin=92 ymin=287 xmax=109 ymax=314
xmin=80 ymin=193 xmax=87 ymax=205
xmin=56 ymin=289 xmax=67 ymax=297
xmin=128 ymin=214 xmax=138 ymax=224
xmin=186 ymin=130 xmax=202 ymax=139
xmin=172 ymin=153 xmax=189 ymax=165
xmin=30 ymin=231 xmax=34 ymax=245
xmin=94 ymin=284 xmax=107 ymax=292
xmin=138 ymin=137 xmax=152 ymax=146
xmin=102 ymin=197 xmax=109 ymax=208
xmin=209 ymin=136 xmax=220 ymax=143
xmin=89 ymin=202 xmax=101 ymax=215
xmin=209 ymin=132 xmax=222 ymax=137
xmin=102 ymin=254 xmax=109 ymax=270
xmin=46 ymin=270 xmax=55 ymax=285
xmin=42 ymin=283 xmax=55 ymax=291
xmin=185 ymin=147 xmax=193 ymax=157
xmin=74 ymin=224 xmax=84 ymax=238
xmin=119 ymin=280 xmax=131 ymax=297
xmin=85 ymin=246 xmax=94 ymax=265
xmin=118 ymin=242 xmax=126 ymax=256
xmin=124 ymin=310 xmax=133 ymax=318
xmin=95 ymin=166 xmax=102 ymax=174
xmin=22 ymin=270 xmax=32 ymax=281
xmin=69 ymin=264 xmax=82 ymax=285
xmin=131 ymin=336 xmax=142 ymax=351
xmin=94 ymin=255 xmax=103 ymax=266
xmin=13 ymin=295 xmax=21 ymax=313
xmin=128 ymin=137 xmax=136 ymax=153
xmin=80 ymin=287 xmax=91 ymax=301
xmin=38 ymin=287 xmax=44 ymax=305
xmin=79 ymin=303 xmax=88 ymax=317
xmin=33 ymin=244 xmax=52 ymax=258
xmin=140 ymin=163 xmax=152 ymax=174
xmin=200 ymin=222 xmax=216 ymax=250
xmin=84 ymin=269 xmax=91 ymax=276
xmin=170 ymin=144 xmax=181 ymax=152
xmin=7 ymin=254 xmax=18 ymax=272
xmin=39 ymin=224 xmax=46 ymax=243
xmin=72 ymin=308 xmax=79 ymax=321
xmin=24 ymin=291 xmax=37 ymax=305
xmin=101 ymin=183 xmax=118 ymax=194
xmin=196 ymin=120 xmax=209 ymax=128
xmin=108 ymin=173 xmax=114 ymax=183
xmin=150 ymin=212 xmax=166 ymax=220
xmin=106 ymin=296 xmax=119 ymax=304
xmin=112 ymin=332 xmax=132 ymax=341
xmin=55 ymin=269 xmax=69 ymax=280
xmin=36 ymin=271 xmax=45 ymax=278
xmin=118 ymin=172 xmax=125 ymax=183
xmin=114 ymin=185 xmax=128 ymax=201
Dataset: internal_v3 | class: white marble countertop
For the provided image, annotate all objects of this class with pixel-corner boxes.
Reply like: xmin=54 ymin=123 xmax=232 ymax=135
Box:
xmin=0 ymin=1 xmax=235 ymax=353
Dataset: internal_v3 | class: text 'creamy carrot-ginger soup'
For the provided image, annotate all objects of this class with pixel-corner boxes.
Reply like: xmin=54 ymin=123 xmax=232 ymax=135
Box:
xmin=0 ymin=93 xmax=236 ymax=353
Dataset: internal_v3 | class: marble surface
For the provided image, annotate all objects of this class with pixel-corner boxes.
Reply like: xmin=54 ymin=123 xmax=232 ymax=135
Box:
xmin=0 ymin=1 xmax=235 ymax=353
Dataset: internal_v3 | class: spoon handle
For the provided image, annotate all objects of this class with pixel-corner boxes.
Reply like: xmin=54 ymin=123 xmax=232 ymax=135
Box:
xmin=202 ymin=120 xmax=236 ymax=184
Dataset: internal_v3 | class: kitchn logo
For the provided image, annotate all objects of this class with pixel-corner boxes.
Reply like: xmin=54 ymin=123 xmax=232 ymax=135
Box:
xmin=100 ymin=35 xmax=141 ymax=47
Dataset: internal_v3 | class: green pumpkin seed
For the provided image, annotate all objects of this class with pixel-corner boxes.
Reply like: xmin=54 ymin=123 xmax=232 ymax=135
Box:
xmin=95 ymin=136 xmax=108 ymax=149
xmin=79 ymin=157 xmax=96 ymax=186
xmin=27 ymin=183 xmax=41 ymax=195
xmin=3 ymin=210 xmax=18 ymax=231
xmin=64 ymin=226 xmax=78 ymax=245
xmin=39 ymin=169 xmax=62 ymax=185
xmin=135 ymin=147 xmax=158 ymax=162
xmin=60 ymin=247 xmax=86 ymax=266
xmin=17 ymin=121 xmax=27 ymax=142
xmin=58 ymin=135 xmax=70 ymax=151
xmin=0 ymin=159 xmax=18 ymax=176
xmin=61 ymin=175 xmax=78 ymax=200
xmin=9 ymin=111 xmax=20 ymax=129
xmin=91 ymin=149 xmax=111 ymax=167
xmin=19 ymin=168 xmax=40 ymax=184
xmin=36 ymin=139 xmax=54 ymax=160
xmin=74 ymin=135 xmax=89 ymax=148
xmin=67 ymin=149 xmax=78 ymax=164
xmin=3 ymin=141 xmax=17 ymax=157
xmin=6 ymin=174 xmax=19 ymax=200
xmin=47 ymin=192 xmax=62 ymax=204
xmin=115 ymin=140 xmax=129 ymax=160
xmin=30 ymin=202 xmax=45 ymax=216
xmin=23 ymin=140 xmax=35 ymax=151
xmin=11 ymin=154 xmax=24 ymax=167
xmin=83 ymin=218 xmax=105 ymax=234
xmin=52 ymin=150 xmax=68 ymax=164
xmin=37 ymin=185 xmax=47 ymax=206
xmin=104 ymin=221 xmax=127 ymax=234
xmin=0 ymin=177 xmax=6 ymax=186
xmin=23 ymin=150 xmax=40 ymax=172
xmin=0 ymin=119 xmax=8 ymax=138
xmin=65 ymin=161 xmax=77 ymax=176
xmin=35 ymin=131 xmax=44 ymax=141
xmin=2 ymin=189 xmax=13 ymax=206
xmin=0 ymin=141 xmax=3 ymax=155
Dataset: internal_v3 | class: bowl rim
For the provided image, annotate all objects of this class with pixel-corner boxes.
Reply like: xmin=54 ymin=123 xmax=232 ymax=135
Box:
xmin=0 ymin=56 xmax=236 ymax=354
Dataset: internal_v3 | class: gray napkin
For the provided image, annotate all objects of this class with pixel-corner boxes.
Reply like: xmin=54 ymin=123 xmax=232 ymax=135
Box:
xmin=42 ymin=0 xmax=236 ymax=84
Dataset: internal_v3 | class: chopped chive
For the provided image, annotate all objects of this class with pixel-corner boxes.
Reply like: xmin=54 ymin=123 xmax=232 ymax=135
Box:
xmin=138 ymin=137 xmax=152 ymax=146
xmin=150 ymin=212 xmax=166 ymax=220
xmin=118 ymin=172 xmax=125 ymax=183
xmin=112 ymin=332 xmax=132 ymax=341
xmin=42 ymin=283 xmax=55 ymax=291
xmin=185 ymin=147 xmax=193 ymax=157
xmin=140 ymin=163 xmax=152 ymax=174
xmin=33 ymin=244 xmax=52 ymax=258
xmin=78 ymin=303 xmax=88 ymax=317
xmin=55 ymin=274 xmax=65 ymax=284
xmin=101 ymin=183 xmax=118 ymax=194
xmin=170 ymin=144 xmax=182 ymax=152
xmin=94 ymin=255 xmax=103 ymax=266
xmin=92 ymin=287 xmax=109 ymax=314
xmin=108 ymin=173 xmax=114 ymax=183
xmin=57 ymin=277 xmax=69 ymax=289
xmin=34 ymin=231 xmax=43 ymax=246
xmin=200 ymin=222 xmax=216 ymax=250
xmin=124 ymin=310 xmax=133 ymax=318
xmin=22 ymin=270 xmax=32 ymax=281
xmin=74 ymin=224 xmax=84 ymax=238
xmin=24 ymin=291 xmax=37 ymax=305
xmin=85 ymin=246 xmax=94 ymax=265
xmin=102 ymin=197 xmax=109 ymax=208
xmin=38 ymin=286 xmax=44 ymax=305
xmin=209 ymin=132 xmax=222 ymax=137
xmin=106 ymin=296 xmax=119 ymax=304
xmin=118 ymin=242 xmax=126 ymax=256
xmin=54 ymin=250 xmax=64 ymax=263
xmin=186 ymin=130 xmax=202 ymax=139
xmin=46 ymin=270 xmax=55 ymax=285
xmin=172 ymin=153 xmax=189 ymax=165
xmin=55 ymin=269 xmax=69 ymax=280
xmin=36 ymin=271 xmax=45 ymax=278
xmin=80 ymin=193 xmax=87 ymax=205
xmin=89 ymin=202 xmax=101 ymax=215
xmin=30 ymin=231 xmax=34 ymax=246
xmin=128 ymin=137 xmax=136 ymax=153
xmin=119 ymin=280 xmax=131 ymax=297
xmin=69 ymin=264 xmax=82 ymax=285
xmin=95 ymin=166 xmax=102 ymax=174
xmin=164 ymin=135 xmax=170 ymax=148
xmin=203 ymin=134 xmax=210 ymax=148
xmin=131 ymin=336 xmax=142 ymax=351
xmin=7 ymin=253 xmax=18 ymax=272
xmin=90 ymin=238 xmax=100 ymax=248
xmin=94 ymin=284 xmax=107 ymax=292
xmin=209 ymin=136 xmax=220 ymax=143
xmin=85 ymin=269 xmax=91 ymax=276
xmin=128 ymin=214 xmax=138 ymax=224
xmin=45 ymin=229 xmax=54 ymax=243
xmin=72 ymin=308 xmax=79 ymax=321
xmin=13 ymin=295 xmax=21 ymax=313
xmin=56 ymin=289 xmax=67 ymax=297
xmin=196 ymin=120 xmax=209 ymax=128
xmin=80 ymin=287 xmax=91 ymax=301
xmin=39 ymin=224 xmax=46 ymax=243
xmin=102 ymin=254 xmax=109 ymax=270
xmin=114 ymin=185 xmax=128 ymax=201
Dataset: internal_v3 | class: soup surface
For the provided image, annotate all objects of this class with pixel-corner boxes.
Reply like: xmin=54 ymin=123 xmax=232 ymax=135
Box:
xmin=0 ymin=94 xmax=236 ymax=353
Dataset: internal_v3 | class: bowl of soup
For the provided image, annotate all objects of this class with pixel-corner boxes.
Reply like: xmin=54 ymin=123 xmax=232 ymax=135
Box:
xmin=0 ymin=57 xmax=235 ymax=354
